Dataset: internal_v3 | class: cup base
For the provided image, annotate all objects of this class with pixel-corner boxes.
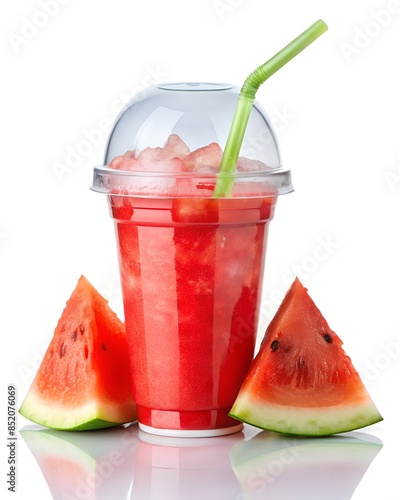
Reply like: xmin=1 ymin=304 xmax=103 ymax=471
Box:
xmin=138 ymin=421 xmax=244 ymax=438
xmin=136 ymin=405 xmax=244 ymax=437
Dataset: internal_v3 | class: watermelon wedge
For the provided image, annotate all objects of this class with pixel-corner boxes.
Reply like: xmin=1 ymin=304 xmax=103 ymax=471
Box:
xmin=229 ymin=278 xmax=383 ymax=436
xmin=19 ymin=276 xmax=136 ymax=431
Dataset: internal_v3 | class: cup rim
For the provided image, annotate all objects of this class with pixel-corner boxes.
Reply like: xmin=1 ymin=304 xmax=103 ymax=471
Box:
xmin=91 ymin=164 xmax=294 ymax=198
xmin=156 ymin=82 xmax=236 ymax=92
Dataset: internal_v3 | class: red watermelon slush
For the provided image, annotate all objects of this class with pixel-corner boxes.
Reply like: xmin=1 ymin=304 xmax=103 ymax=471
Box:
xmin=101 ymin=135 xmax=280 ymax=436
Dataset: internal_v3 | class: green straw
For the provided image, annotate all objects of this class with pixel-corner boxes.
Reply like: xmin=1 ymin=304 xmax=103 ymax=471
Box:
xmin=213 ymin=19 xmax=328 ymax=198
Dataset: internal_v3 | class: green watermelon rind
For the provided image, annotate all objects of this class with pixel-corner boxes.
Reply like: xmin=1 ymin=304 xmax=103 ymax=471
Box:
xmin=229 ymin=393 xmax=383 ymax=437
xmin=63 ymin=420 xmax=119 ymax=431
xmin=19 ymin=390 xmax=137 ymax=431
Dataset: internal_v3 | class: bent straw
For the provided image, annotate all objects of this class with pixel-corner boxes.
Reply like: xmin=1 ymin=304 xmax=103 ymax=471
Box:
xmin=213 ymin=19 xmax=328 ymax=197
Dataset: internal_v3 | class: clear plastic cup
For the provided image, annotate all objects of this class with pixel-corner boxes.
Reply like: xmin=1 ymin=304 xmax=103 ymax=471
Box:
xmin=92 ymin=83 xmax=293 ymax=437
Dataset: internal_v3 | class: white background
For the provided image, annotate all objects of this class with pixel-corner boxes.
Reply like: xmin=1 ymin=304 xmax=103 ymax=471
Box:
xmin=2 ymin=0 xmax=400 ymax=498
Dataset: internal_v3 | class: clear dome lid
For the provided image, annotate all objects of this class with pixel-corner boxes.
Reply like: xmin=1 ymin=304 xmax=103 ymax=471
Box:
xmin=104 ymin=82 xmax=281 ymax=167
xmin=92 ymin=82 xmax=293 ymax=198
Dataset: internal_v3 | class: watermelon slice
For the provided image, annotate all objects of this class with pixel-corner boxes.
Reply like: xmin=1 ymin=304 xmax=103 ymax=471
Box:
xmin=229 ymin=278 xmax=383 ymax=436
xmin=19 ymin=276 xmax=136 ymax=430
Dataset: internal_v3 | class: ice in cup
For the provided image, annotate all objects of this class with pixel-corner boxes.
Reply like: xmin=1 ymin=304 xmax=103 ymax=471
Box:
xmin=92 ymin=83 xmax=293 ymax=437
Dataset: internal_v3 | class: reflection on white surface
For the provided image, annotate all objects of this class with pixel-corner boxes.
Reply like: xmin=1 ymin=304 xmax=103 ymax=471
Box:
xmin=20 ymin=424 xmax=138 ymax=499
xmin=133 ymin=429 xmax=243 ymax=499
xmin=20 ymin=423 xmax=383 ymax=500
xmin=20 ymin=423 xmax=244 ymax=499
xmin=230 ymin=430 xmax=383 ymax=499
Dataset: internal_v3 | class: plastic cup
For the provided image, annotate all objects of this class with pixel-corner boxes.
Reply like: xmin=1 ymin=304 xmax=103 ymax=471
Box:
xmin=91 ymin=20 xmax=327 ymax=438
xmin=109 ymin=188 xmax=277 ymax=437
xmin=92 ymin=82 xmax=292 ymax=437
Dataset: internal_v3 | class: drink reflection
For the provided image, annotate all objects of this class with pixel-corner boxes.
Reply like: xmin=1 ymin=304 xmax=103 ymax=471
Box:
xmin=132 ymin=429 xmax=243 ymax=498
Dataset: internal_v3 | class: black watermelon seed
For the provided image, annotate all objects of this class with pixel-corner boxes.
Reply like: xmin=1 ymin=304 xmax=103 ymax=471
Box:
xmin=270 ymin=340 xmax=280 ymax=351
xmin=72 ymin=331 xmax=77 ymax=341
xmin=101 ymin=343 xmax=107 ymax=351
xmin=79 ymin=325 xmax=85 ymax=335
xmin=324 ymin=333 xmax=333 ymax=343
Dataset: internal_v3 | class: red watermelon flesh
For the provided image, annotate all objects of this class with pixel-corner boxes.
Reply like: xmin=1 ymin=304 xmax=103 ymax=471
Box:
xmin=19 ymin=276 xmax=136 ymax=430
xmin=229 ymin=278 xmax=383 ymax=436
